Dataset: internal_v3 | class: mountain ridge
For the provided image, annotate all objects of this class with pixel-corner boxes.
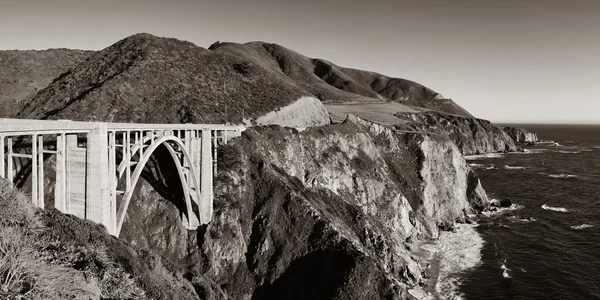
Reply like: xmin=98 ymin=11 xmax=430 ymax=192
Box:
xmin=13 ymin=33 xmax=473 ymax=123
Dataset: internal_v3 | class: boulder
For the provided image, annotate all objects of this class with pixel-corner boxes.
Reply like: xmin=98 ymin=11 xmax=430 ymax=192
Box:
xmin=499 ymin=197 xmax=512 ymax=208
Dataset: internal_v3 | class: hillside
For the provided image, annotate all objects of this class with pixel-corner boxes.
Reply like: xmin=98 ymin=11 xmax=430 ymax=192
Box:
xmin=15 ymin=34 xmax=471 ymax=124
xmin=17 ymin=34 xmax=316 ymax=124
xmin=211 ymin=41 xmax=473 ymax=117
xmin=0 ymin=179 xmax=198 ymax=299
xmin=0 ymin=49 xmax=91 ymax=117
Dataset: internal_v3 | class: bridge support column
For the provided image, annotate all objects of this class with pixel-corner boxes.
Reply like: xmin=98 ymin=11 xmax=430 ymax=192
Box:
xmin=85 ymin=123 xmax=114 ymax=234
xmin=65 ymin=134 xmax=86 ymax=218
xmin=200 ymin=129 xmax=213 ymax=223
xmin=55 ymin=133 xmax=67 ymax=212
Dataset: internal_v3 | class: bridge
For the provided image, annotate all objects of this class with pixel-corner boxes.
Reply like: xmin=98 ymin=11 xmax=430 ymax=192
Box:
xmin=0 ymin=118 xmax=244 ymax=237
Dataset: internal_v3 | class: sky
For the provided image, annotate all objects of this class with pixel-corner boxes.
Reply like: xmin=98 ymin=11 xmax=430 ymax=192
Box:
xmin=1 ymin=0 xmax=599 ymax=123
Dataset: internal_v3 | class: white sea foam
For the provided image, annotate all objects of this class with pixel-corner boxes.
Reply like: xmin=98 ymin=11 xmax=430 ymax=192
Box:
xmin=541 ymin=204 xmax=569 ymax=213
xmin=486 ymin=165 xmax=497 ymax=170
xmin=500 ymin=263 xmax=512 ymax=279
xmin=557 ymin=150 xmax=580 ymax=154
xmin=468 ymin=163 xmax=484 ymax=168
xmin=570 ymin=224 xmax=594 ymax=230
xmin=464 ymin=153 xmax=505 ymax=160
xmin=548 ymin=174 xmax=577 ymax=179
xmin=432 ymin=224 xmax=484 ymax=300
xmin=483 ymin=201 xmax=524 ymax=217
xmin=504 ymin=165 xmax=526 ymax=170
xmin=512 ymin=148 xmax=546 ymax=155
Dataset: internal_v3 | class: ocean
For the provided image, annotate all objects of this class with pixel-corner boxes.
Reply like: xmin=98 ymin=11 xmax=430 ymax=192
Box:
xmin=458 ymin=124 xmax=600 ymax=300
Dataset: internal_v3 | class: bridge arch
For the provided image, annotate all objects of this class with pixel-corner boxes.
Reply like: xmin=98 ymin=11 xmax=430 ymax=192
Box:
xmin=115 ymin=135 xmax=202 ymax=236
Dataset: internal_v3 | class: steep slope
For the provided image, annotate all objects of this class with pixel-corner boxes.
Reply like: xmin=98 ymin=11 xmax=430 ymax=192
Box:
xmin=0 ymin=179 xmax=198 ymax=300
xmin=0 ymin=49 xmax=91 ymax=117
xmin=210 ymin=42 xmax=473 ymax=117
xmin=17 ymin=34 xmax=325 ymax=125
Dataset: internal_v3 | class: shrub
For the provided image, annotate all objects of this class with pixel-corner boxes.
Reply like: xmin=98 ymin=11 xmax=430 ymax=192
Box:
xmin=217 ymin=143 xmax=243 ymax=170
xmin=233 ymin=61 xmax=253 ymax=74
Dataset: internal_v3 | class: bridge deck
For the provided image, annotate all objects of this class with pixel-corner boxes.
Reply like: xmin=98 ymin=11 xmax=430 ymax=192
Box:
xmin=0 ymin=118 xmax=244 ymax=134
xmin=1 ymin=118 xmax=245 ymax=236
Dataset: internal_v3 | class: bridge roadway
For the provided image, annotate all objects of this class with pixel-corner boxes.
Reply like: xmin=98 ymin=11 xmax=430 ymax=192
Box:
xmin=0 ymin=118 xmax=245 ymax=236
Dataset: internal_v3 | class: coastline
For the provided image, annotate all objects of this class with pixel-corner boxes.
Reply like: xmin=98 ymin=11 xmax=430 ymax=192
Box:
xmin=410 ymin=223 xmax=485 ymax=300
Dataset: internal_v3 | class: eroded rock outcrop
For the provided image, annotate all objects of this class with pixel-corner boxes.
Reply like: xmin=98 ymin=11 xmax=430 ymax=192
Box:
xmin=396 ymin=111 xmax=519 ymax=155
xmin=502 ymin=126 xmax=539 ymax=144
xmin=248 ymin=96 xmax=330 ymax=128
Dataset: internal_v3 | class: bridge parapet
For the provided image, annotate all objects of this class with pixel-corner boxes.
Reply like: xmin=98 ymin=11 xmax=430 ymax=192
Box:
xmin=0 ymin=118 xmax=245 ymax=236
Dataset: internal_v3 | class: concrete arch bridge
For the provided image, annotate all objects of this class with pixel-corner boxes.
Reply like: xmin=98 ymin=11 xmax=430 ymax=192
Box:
xmin=0 ymin=118 xmax=244 ymax=236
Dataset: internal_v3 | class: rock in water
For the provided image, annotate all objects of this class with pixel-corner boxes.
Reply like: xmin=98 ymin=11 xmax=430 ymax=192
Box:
xmin=500 ymin=197 xmax=513 ymax=208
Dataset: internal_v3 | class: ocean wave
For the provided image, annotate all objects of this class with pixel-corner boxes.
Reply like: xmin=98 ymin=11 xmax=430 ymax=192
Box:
xmin=548 ymin=174 xmax=577 ymax=179
xmin=422 ymin=224 xmax=484 ymax=300
xmin=486 ymin=165 xmax=497 ymax=170
xmin=464 ymin=153 xmax=505 ymax=160
xmin=541 ymin=204 xmax=569 ymax=213
xmin=570 ymin=224 xmax=594 ymax=230
xmin=469 ymin=163 xmax=484 ymax=168
xmin=504 ymin=165 xmax=526 ymax=169
xmin=557 ymin=150 xmax=580 ymax=154
xmin=512 ymin=148 xmax=546 ymax=155
xmin=508 ymin=215 xmax=537 ymax=223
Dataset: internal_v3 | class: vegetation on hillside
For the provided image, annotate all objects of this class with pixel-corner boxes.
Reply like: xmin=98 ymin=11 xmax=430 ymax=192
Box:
xmin=17 ymin=34 xmax=308 ymax=124
xmin=211 ymin=41 xmax=473 ymax=117
xmin=0 ymin=179 xmax=197 ymax=299
xmin=0 ymin=49 xmax=91 ymax=118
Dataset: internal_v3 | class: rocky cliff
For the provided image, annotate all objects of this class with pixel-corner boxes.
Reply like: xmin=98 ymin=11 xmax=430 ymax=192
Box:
xmin=395 ymin=111 xmax=520 ymax=155
xmin=502 ymin=126 xmax=539 ymax=144
xmin=114 ymin=115 xmax=489 ymax=299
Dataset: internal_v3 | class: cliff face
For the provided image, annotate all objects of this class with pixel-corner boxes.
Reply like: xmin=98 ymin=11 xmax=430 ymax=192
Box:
xmin=502 ymin=126 xmax=539 ymax=144
xmin=116 ymin=115 xmax=488 ymax=299
xmin=395 ymin=111 xmax=519 ymax=155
